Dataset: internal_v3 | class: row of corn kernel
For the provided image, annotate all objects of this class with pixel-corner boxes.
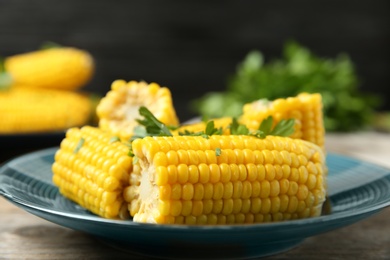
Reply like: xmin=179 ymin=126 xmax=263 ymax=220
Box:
xmin=137 ymin=208 xmax=322 ymax=225
xmin=152 ymin=148 xmax=317 ymax=168
xmin=155 ymin=178 xmax=323 ymax=201
xmin=52 ymin=166 xmax=123 ymax=217
xmin=136 ymin=137 xmax=319 ymax=165
xmin=147 ymin=161 xmax=323 ymax=186
xmin=155 ymin=192 xmax=324 ymax=217
xmin=151 ymin=135 xmax=315 ymax=153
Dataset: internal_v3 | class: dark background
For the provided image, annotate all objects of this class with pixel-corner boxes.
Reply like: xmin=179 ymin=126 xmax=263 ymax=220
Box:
xmin=1 ymin=0 xmax=389 ymax=122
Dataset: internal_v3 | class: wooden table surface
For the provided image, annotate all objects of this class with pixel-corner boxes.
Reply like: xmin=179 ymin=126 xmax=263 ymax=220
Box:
xmin=1 ymin=132 xmax=389 ymax=259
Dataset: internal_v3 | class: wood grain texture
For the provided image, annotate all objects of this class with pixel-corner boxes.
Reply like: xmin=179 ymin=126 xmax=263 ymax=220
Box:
xmin=0 ymin=198 xmax=389 ymax=259
xmin=0 ymin=0 xmax=389 ymax=121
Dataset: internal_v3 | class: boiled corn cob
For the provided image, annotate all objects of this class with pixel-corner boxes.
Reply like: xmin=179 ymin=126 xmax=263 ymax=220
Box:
xmin=0 ymin=88 xmax=92 ymax=133
xmin=124 ymin=135 xmax=326 ymax=225
xmin=240 ymin=93 xmax=325 ymax=149
xmin=52 ymin=126 xmax=132 ymax=219
xmin=96 ymin=80 xmax=179 ymax=141
xmin=5 ymin=47 xmax=94 ymax=90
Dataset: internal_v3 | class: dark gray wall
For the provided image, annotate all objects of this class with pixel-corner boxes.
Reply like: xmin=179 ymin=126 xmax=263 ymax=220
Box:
xmin=1 ymin=0 xmax=389 ymax=121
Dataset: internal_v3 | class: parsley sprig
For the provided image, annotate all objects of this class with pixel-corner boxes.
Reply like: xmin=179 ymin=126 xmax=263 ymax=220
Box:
xmin=132 ymin=106 xmax=295 ymax=141
xmin=131 ymin=106 xmax=176 ymax=141
xmin=229 ymin=116 xmax=295 ymax=139
xmin=179 ymin=121 xmax=223 ymax=138
xmin=0 ymin=57 xmax=12 ymax=91
xmin=128 ymin=107 xmax=295 ymax=159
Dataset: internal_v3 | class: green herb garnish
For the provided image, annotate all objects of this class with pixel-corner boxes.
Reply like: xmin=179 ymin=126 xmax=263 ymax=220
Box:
xmin=267 ymin=118 xmax=295 ymax=137
xmin=131 ymin=106 xmax=174 ymax=141
xmin=229 ymin=116 xmax=295 ymax=139
xmin=132 ymin=156 xmax=139 ymax=165
xmin=178 ymin=120 xmax=223 ymax=138
xmin=204 ymin=121 xmax=223 ymax=136
xmin=128 ymin=108 xmax=295 ymax=157
xmin=40 ymin=41 xmax=62 ymax=50
xmin=191 ymin=41 xmax=380 ymax=131
xmin=229 ymin=118 xmax=250 ymax=135
xmin=73 ymin=138 xmax=85 ymax=153
xmin=0 ymin=57 xmax=12 ymax=91
xmin=109 ymin=136 xmax=120 ymax=143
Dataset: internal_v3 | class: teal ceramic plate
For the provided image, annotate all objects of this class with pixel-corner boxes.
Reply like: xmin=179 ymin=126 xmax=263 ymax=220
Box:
xmin=1 ymin=148 xmax=390 ymax=259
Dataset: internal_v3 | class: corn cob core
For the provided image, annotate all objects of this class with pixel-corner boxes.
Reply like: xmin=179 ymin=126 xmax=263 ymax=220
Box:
xmin=52 ymin=126 xmax=132 ymax=219
xmin=240 ymin=93 xmax=325 ymax=149
xmin=124 ymin=135 xmax=326 ymax=225
xmin=96 ymin=80 xmax=179 ymax=141
xmin=0 ymin=88 xmax=92 ymax=133
xmin=5 ymin=47 xmax=94 ymax=91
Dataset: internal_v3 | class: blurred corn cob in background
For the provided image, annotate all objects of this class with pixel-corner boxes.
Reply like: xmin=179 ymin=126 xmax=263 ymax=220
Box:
xmin=96 ymin=80 xmax=179 ymax=141
xmin=52 ymin=126 xmax=132 ymax=219
xmin=0 ymin=88 xmax=92 ymax=134
xmin=0 ymin=44 xmax=96 ymax=134
xmin=4 ymin=45 xmax=94 ymax=91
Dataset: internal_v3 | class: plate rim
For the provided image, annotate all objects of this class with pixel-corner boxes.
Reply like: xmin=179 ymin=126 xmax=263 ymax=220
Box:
xmin=1 ymin=147 xmax=390 ymax=232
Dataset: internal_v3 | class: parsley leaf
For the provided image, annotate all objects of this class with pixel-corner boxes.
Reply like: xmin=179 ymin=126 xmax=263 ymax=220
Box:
xmin=229 ymin=118 xmax=250 ymax=135
xmin=73 ymin=138 xmax=85 ymax=153
xmin=228 ymin=116 xmax=295 ymax=139
xmin=109 ymin=136 xmax=120 ymax=143
xmin=131 ymin=106 xmax=173 ymax=141
xmin=192 ymin=41 xmax=381 ymax=131
xmin=258 ymin=116 xmax=273 ymax=134
xmin=0 ymin=57 xmax=12 ymax=91
xmin=269 ymin=118 xmax=295 ymax=137
xmin=204 ymin=121 xmax=223 ymax=136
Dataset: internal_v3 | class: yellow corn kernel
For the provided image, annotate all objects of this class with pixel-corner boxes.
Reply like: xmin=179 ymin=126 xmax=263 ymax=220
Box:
xmin=241 ymin=93 xmax=325 ymax=149
xmin=52 ymin=126 xmax=132 ymax=219
xmin=96 ymin=80 xmax=179 ymax=141
xmin=5 ymin=47 xmax=94 ymax=91
xmin=127 ymin=134 xmax=327 ymax=224
xmin=0 ymin=88 xmax=92 ymax=134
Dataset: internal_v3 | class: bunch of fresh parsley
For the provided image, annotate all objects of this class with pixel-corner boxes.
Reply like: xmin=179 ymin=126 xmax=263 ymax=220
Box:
xmin=191 ymin=41 xmax=380 ymax=131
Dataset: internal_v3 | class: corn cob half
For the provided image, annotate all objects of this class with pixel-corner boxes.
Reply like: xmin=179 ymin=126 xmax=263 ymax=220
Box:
xmin=240 ymin=93 xmax=325 ymax=149
xmin=96 ymin=80 xmax=179 ymax=141
xmin=52 ymin=126 xmax=132 ymax=219
xmin=5 ymin=47 xmax=94 ymax=91
xmin=0 ymin=88 xmax=92 ymax=134
xmin=124 ymin=135 xmax=326 ymax=225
